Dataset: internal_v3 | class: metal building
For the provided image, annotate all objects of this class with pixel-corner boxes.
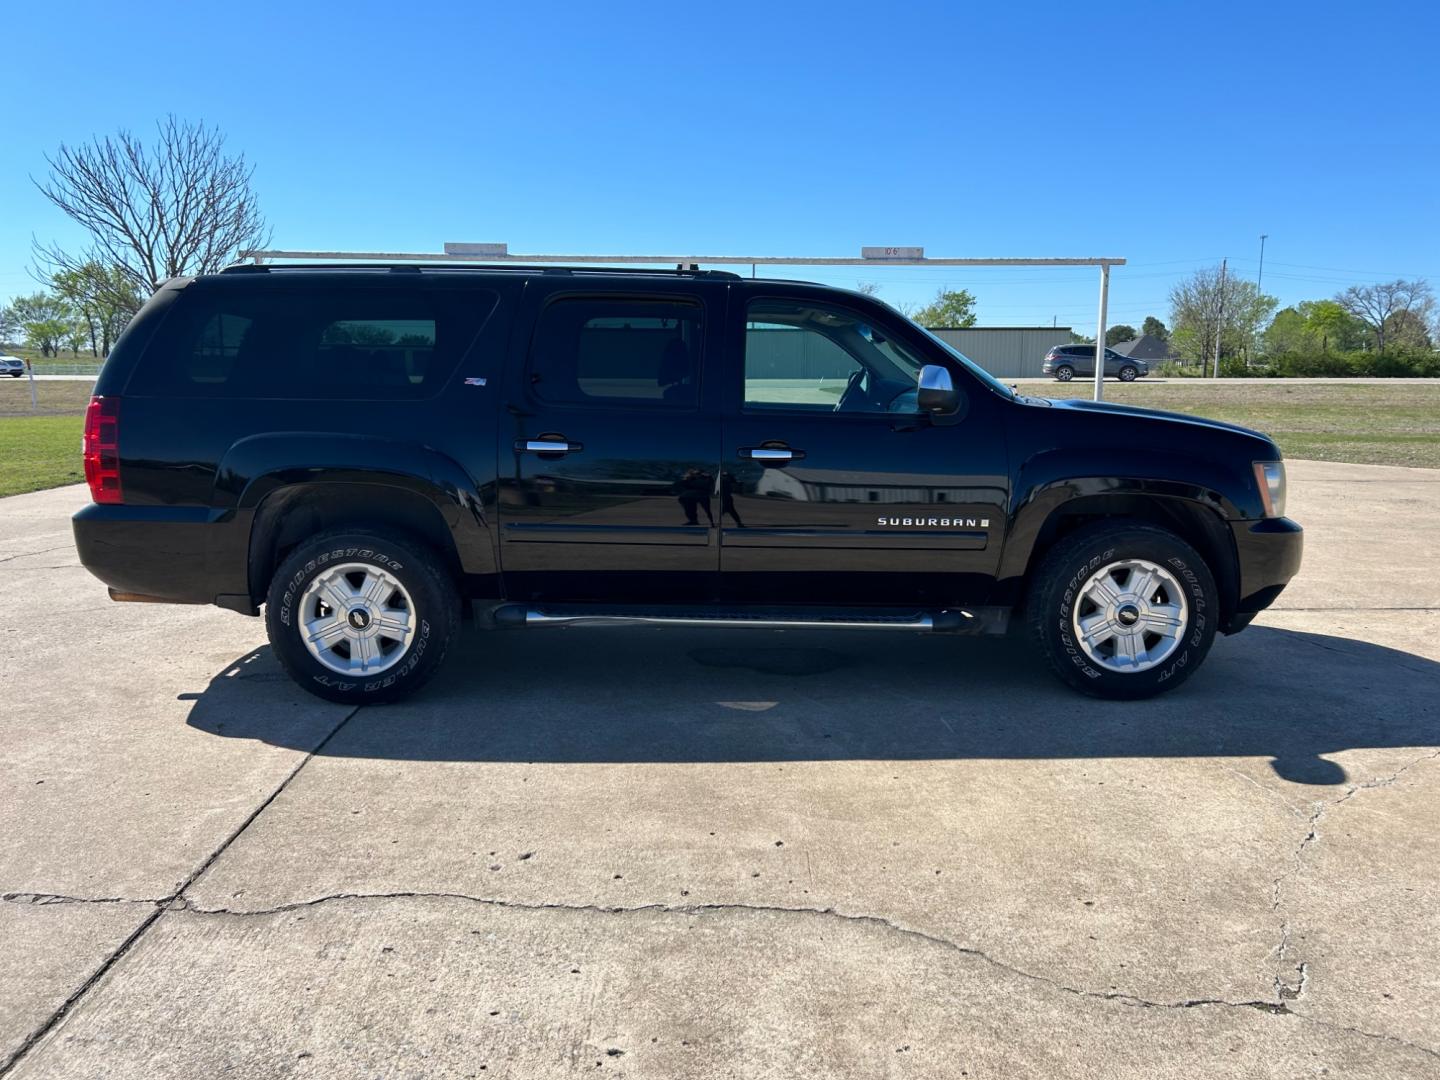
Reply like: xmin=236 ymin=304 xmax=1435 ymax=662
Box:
xmin=927 ymin=327 xmax=1074 ymax=379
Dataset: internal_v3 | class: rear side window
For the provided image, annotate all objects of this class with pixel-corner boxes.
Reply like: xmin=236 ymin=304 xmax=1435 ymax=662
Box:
xmin=130 ymin=285 xmax=495 ymax=399
xmin=529 ymin=296 xmax=703 ymax=408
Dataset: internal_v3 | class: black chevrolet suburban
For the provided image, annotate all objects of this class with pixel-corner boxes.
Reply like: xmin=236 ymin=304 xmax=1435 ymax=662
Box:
xmin=73 ymin=264 xmax=1302 ymax=703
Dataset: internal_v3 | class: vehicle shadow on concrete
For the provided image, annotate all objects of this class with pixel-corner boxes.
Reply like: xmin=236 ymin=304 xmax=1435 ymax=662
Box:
xmin=186 ymin=624 xmax=1439 ymax=785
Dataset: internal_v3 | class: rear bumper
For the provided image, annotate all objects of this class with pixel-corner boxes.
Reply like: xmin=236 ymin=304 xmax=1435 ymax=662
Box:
xmin=1225 ymin=516 xmax=1303 ymax=630
xmin=73 ymin=502 xmax=251 ymax=609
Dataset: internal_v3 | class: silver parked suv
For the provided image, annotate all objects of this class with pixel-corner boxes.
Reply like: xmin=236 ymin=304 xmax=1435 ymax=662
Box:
xmin=1042 ymin=345 xmax=1147 ymax=382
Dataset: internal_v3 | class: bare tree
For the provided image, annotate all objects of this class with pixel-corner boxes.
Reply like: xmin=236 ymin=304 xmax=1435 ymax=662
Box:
xmin=1336 ymin=279 xmax=1433 ymax=353
xmin=34 ymin=116 xmax=269 ymax=303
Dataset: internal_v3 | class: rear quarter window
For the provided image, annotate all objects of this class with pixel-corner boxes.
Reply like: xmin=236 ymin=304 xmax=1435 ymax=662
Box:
xmin=127 ymin=284 xmax=496 ymax=400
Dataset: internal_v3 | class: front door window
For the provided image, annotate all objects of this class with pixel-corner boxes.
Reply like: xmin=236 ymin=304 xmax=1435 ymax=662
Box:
xmin=743 ymin=299 xmax=928 ymax=414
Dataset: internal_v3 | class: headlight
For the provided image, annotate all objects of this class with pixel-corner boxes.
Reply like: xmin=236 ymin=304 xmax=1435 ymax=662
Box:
xmin=1253 ymin=461 xmax=1286 ymax=518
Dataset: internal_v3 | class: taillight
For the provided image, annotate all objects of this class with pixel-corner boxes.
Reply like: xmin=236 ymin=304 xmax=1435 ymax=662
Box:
xmin=83 ymin=396 xmax=122 ymax=504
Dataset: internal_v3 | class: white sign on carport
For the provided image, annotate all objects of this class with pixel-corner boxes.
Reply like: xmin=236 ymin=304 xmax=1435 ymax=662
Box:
xmin=242 ymin=246 xmax=1127 ymax=401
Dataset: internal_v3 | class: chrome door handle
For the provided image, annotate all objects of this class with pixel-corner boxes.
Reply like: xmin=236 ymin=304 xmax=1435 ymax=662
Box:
xmin=740 ymin=447 xmax=803 ymax=463
xmin=517 ymin=439 xmax=582 ymax=454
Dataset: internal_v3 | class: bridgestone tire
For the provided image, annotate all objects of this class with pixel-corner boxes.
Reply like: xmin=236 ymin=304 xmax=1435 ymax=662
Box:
xmin=1027 ymin=521 xmax=1218 ymax=700
xmin=265 ymin=530 xmax=459 ymax=705
xmin=1054 ymin=365 xmax=1074 ymax=382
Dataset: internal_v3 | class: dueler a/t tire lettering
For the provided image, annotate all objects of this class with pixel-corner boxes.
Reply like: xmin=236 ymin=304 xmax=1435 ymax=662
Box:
xmin=264 ymin=530 xmax=459 ymax=705
xmin=1027 ymin=520 xmax=1218 ymax=700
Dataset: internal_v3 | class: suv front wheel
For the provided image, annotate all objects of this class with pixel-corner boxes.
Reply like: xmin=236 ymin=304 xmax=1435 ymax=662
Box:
xmin=265 ymin=530 xmax=460 ymax=705
xmin=1027 ymin=521 xmax=1217 ymax=699
xmin=1118 ymin=365 xmax=1139 ymax=382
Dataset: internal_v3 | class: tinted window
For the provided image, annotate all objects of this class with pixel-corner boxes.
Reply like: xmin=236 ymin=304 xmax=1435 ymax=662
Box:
xmin=744 ymin=298 xmax=928 ymax=413
xmin=530 ymin=296 xmax=702 ymax=407
xmin=131 ymin=285 xmax=493 ymax=399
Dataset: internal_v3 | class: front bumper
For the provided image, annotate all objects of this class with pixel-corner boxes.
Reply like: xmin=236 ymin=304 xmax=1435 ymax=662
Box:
xmin=1225 ymin=516 xmax=1303 ymax=630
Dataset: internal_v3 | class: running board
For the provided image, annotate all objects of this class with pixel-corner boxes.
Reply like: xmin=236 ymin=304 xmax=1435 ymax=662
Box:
xmin=489 ymin=604 xmax=1008 ymax=635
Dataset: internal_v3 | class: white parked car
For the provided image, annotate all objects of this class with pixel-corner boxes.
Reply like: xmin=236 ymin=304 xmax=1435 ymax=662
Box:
xmin=0 ymin=356 xmax=26 ymax=377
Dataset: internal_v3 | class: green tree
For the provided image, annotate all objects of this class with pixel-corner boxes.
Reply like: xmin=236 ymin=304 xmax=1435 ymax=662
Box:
xmin=1141 ymin=315 xmax=1168 ymax=340
xmin=1169 ymin=266 xmax=1277 ymax=369
xmin=1263 ymin=307 xmax=1311 ymax=355
xmin=0 ymin=305 xmax=19 ymax=346
xmin=1104 ymin=324 xmax=1136 ymax=347
xmin=1293 ymin=300 xmax=1365 ymax=352
xmin=3 ymin=292 xmax=75 ymax=357
xmin=910 ymin=288 xmax=978 ymax=328
xmin=53 ymin=263 xmax=142 ymax=356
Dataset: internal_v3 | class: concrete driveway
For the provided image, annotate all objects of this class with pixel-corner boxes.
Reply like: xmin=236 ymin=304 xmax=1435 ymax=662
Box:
xmin=2 ymin=461 xmax=1437 ymax=1079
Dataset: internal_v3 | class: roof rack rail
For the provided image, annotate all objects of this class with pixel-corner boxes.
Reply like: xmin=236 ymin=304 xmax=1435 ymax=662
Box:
xmin=220 ymin=261 xmax=742 ymax=280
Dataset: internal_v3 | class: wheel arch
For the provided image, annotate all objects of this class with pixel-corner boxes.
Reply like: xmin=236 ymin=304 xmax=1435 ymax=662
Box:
xmin=248 ymin=481 xmax=466 ymax=609
xmin=998 ymin=487 xmax=1240 ymax=627
xmin=207 ymin=432 xmax=497 ymax=611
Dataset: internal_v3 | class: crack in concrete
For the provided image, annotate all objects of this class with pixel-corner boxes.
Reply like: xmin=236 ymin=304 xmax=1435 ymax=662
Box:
xmin=1286 ymin=633 xmax=1439 ymax=675
xmin=1332 ymin=749 xmax=1440 ymax=806
xmin=177 ymin=889 xmax=1305 ymax=1012
xmin=1272 ymin=606 xmax=1440 ymax=611
xmin=1275 ymin=961 xmax=1309 ymax=1001
xmin=5 ymin=733 xmax=1437 ymax=1071
xmin=0 ymin=703 xmax=364 ymax=1078
xmin=1212 ymin=762 xmax=1308 ymax=819
xmin=1268 ymin=748 xmax=1440 ymax=1021
xmin=0 ymin=545 xmax=70 ymax=566
xmin=175 ymin=889 xmax=1439 ymax=1061
xmin=1 ymin=892 xmax=165 ymax=908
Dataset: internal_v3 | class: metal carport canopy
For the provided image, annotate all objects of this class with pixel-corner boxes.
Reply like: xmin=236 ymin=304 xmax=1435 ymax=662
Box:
xmin=240 ymin=249 xmax=1127 ymax=400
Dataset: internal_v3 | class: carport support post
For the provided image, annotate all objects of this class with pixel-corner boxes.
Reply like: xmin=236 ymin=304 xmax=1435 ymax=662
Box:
xmin=1093 ymin=262 xmax=1110 ymax=402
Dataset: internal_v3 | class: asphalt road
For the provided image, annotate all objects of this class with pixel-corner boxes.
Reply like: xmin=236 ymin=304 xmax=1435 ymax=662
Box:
xmin=1 ymin=463 xmax=1437 ymax=1078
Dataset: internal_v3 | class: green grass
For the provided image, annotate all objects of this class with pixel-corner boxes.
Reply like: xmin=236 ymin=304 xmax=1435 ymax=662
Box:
xmin=1040 ymin=381 xmax=1440 ymax=469
xmin=0 ymin=378 xmax=95 ymax=417
xmin=0 ymin=417 xmax=84 ymax=497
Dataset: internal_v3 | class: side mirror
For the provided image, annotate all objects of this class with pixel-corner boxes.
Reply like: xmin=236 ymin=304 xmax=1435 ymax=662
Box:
xmin=917 ymin=364 xmax=959 ymax=415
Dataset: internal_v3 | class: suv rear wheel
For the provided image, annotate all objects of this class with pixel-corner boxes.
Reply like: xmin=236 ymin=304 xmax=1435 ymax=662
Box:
xmin=265 ymin=530 xmax=460 ymax=705
xmin=1054 ymin=364 xmax=1074 ymax=382
xmin=1027 ymin=521 xmax=1217 ymax=699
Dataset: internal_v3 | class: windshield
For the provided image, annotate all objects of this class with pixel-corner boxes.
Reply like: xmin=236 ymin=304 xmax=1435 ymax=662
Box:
xmin=914 ymin=326 xmax=1015 ymax=398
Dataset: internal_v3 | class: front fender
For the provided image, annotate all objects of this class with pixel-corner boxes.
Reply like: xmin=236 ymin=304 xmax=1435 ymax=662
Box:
xmin=996 ymin=448 xmax=1247 ymax=601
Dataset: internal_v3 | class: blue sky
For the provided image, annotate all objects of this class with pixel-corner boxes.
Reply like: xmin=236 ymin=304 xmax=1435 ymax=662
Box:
xmin=2 ymin=0 xmax=1436 ymax=334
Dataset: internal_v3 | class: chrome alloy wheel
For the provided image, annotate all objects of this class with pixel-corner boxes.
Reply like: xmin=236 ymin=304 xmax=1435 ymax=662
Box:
xmin=1072 ymin=558 xmax=1188 ymax=673
xmin=298 ymin=562 xmax=416 ymax=676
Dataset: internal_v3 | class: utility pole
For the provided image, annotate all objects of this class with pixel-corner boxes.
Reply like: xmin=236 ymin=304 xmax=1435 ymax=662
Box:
xmin=1212 ymin=258 xmax=1227 ymax=379
xmin=1256 ymin=234 xmax=1268 ymax=294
